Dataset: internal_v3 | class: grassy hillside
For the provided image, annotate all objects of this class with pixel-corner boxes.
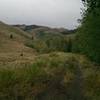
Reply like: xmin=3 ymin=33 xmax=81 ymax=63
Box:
xmin=13 ymin=24 xmax=76 ymax=54
xmin=0 ymin=22 xmax=32 ymax=39
xmin=0 ymin=21 xmax=99 ymax=100
xmin=0 ymin=22 xmax=36 ymax=66
xmin=0 ymin=21 xmax=75 ymax=65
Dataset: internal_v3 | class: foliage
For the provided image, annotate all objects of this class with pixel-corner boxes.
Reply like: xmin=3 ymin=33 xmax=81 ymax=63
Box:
xmin=10 ymin=34 xmax=13 ymax=39
xmin=74 ymin=0 xmax=100 ymax=64
xmin=26 ymin=32 xmax=73 ymax=53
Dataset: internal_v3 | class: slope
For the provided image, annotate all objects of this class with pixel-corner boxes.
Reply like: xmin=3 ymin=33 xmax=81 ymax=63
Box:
xmin=0 ymin=21 xmax=35 ymax=66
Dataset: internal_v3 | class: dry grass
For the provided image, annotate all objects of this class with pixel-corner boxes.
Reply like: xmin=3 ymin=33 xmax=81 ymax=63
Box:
xmin=0 ymin=22 xmax=36 ymax=67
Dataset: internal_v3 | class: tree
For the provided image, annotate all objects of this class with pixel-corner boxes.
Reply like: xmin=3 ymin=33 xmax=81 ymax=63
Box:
xmin=67 ymin=38 xmax=72 ymax=52
xmin=75 ymin=0 xmax=100 ymax=64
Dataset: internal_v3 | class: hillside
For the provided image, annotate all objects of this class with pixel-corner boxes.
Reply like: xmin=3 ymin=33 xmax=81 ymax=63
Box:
xmin=13 ymin=24 xmax=77 ymax=36
xmin=0 ymin=21 xmax=100 ymax=100
xmin=0 ymin=22 xmax=36 ymax=66
xmin=13 ymin=24 xmax=76 ymax=54
xmin=0 ymin=22 xmax=75 ymax=65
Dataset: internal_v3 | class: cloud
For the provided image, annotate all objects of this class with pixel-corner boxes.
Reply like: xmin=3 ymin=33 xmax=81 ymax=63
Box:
xmin=0 ymin=0 xmax=83 ymax=29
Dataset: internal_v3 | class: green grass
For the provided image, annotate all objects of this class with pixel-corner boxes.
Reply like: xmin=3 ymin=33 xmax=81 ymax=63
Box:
xmin=0 ymin=52 xmax=99 ymax=100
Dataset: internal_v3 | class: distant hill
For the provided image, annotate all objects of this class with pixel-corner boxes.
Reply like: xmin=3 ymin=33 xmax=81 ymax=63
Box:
xmin=13 ymin=24 xmax=77 ymax=35
xmin=12 ymin=24 xmax=76 ymax=53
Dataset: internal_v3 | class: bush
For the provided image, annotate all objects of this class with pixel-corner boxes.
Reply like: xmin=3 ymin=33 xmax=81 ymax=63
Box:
xmin=26 ymin=32 xmax=74 ymax=53
xmin=10 ymin=34 xmax=13 ymax=39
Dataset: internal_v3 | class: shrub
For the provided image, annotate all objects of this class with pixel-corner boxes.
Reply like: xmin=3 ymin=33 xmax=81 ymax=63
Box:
xmin=10 ymin=34 xmax=13 ymax=39
xmin=26 ymin=32 xmax=74 ymax=53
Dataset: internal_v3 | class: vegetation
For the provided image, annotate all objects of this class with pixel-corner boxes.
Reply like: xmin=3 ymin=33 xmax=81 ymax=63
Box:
xmin=74 ymin=0 xmax=100 ymax=64
xmin=26 ymin=32 xmax=73 ymax=53
xmin=0 ymin=0 xmax=100 ymax=99
xmin=10 ymin=34 xmax=13 ymax=39
xmin=0 ymin=52 xmax=99 ymax=100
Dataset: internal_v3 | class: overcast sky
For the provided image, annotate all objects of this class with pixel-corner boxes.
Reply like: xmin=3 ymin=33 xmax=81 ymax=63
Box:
xmin=0 ymin=0 xmax=83 ymax=29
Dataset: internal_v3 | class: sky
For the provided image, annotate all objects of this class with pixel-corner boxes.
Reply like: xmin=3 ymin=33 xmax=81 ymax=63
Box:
xmin=0 ymin=0 xmax=83 ymax=29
